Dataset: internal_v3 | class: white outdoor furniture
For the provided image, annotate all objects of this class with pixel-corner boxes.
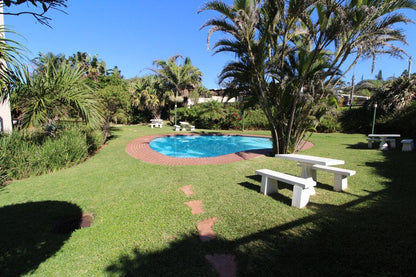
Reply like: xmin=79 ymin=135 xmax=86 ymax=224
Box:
xmin=401 ymin=139 xmax=414 ymax=151
xmin=189 ymin=125 xmax=195 ymax=131
xmin=255 ymin=169 xmax=316 ymax=208
xmin=174 ymin=125 xmax=180 ymax=131
xmin=275 ymin=154 xmax=344 ymax=181
xmin=276 ymin=154 xmax=346 ymax=194
xmin=179 ymin=121 xmax=189 ymax=131
xmin=150 ymin=119 xmax=163 ymax=128
xmin=368 ymin=134 xmax=400 ymax=150
xmin=366 ymin=138 xmax=380 ymax=149
xmin=311 ymin=165 xmax=356 ymax=191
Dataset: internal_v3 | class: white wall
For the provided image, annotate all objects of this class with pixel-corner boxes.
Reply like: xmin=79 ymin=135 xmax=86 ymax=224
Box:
xmin=0 ymin=6 xmax=13 ymax=133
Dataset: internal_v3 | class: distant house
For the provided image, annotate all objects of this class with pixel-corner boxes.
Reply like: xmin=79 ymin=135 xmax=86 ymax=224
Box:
xmin=187 ymin=89 xmax=241 ymax=106
xmin=338 ymin=93 xmax=369 ymax=106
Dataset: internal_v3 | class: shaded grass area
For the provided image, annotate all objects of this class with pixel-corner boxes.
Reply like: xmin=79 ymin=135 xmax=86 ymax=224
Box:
xmin=0 ymin=126 xmax=415 ymax=276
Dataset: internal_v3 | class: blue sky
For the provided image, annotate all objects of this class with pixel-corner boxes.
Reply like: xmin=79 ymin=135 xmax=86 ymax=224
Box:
xmin=3 ymin=0 xmax=416 ymax=89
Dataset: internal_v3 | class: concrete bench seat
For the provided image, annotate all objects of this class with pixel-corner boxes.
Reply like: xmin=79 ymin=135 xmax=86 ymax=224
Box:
xmin=189 ymin=125 xmax=195 ymax=131
xmin=401 ymin=139 xmax=414 ymax=151
xmin=150 ymin=119 xmax=163 ymax=128
xmin=366 ymin=138 xmax=380 ymax=148
xmin=311 ymin=164 xmax=356 ymax=191
xmin=386 ymin=138 xmax=396 ymax=149
xmin=174 ymin=125 xmax=180 ymax=131
xmin=255 ymin=169 xmax=316 ymax=208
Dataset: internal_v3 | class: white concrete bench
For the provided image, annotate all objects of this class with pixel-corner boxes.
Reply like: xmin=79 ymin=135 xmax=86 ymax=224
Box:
xmin=150 ymin=122 xmax=162 ymax=128
xmin=367 ymin=138 xmax=380 ymax=148
xmin=311 ymin=164 xmax=356 ymax=192
xmin=189 ymin=125 xmax=195 ymax=131
xmin=386 ymin=138 xmax=396 ymax=149
xmin=401 ymin=139 xmax=414 ymax=151
xmin=174 ymin=125 xmax=180 ymax=131
xmin=150 ymin=119 xmax=163 ymax=128
xmin=255 ymin=169 xmax=316 ymax=208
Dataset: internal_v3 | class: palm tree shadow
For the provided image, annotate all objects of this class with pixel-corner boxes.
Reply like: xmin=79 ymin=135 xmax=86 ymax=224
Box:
xmin=0 ymin=201 xmax=82 ymax=276
xmin=106 ymin=150 xmax=416 ymax=276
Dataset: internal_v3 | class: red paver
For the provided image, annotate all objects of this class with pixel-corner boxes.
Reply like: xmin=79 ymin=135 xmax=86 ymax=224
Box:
xmin=197 ymin=217 xmax=217 ymax=242
xmin=185 ymin=200 xmax=204 ymax=214
xmin=180 ymin=185 xmax=194 ymax=196
xmin=126 ymin=133 xmax=279 ymax=165
xmin=205 ymin=254 xmax=237 ymax=277
xmin=80 ymin=212 xmax=94 ymax=228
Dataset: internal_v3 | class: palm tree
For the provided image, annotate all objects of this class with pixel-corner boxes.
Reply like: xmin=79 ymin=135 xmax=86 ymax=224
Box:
xmin=131 ymin=75 xmax=168 ymax=119
xmin=153 ymin=55 xmax=203 ymax=125
xmin=11 ymin=56 xmax=104 ymax=129
xmin=201 ymin=0 xmax=415 ymax=154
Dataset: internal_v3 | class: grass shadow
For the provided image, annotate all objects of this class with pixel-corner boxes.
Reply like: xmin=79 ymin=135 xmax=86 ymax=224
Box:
xmin=0 ymin=201 xmax=82 ymax=276
xmin=106 ymin=148 xmax=416 ymax=275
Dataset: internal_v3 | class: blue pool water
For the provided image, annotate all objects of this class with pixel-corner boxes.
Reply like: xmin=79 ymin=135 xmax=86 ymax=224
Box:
xmin=149 ymin=135 xmax=272 ymax=158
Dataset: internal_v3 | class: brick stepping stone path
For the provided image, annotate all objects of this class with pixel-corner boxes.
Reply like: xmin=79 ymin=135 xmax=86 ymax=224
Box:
xmin=205 ymin=254 xmax=237 ymax=277
xmin=179 ymin=185 xmax=194 ymax=196
xmin=180 ymin=186 xmax=237 ymax=274
xmin=184 ymin=200 xmax=204 ymax=214
xmin=197 ymin=217 xmax=217 ymax=242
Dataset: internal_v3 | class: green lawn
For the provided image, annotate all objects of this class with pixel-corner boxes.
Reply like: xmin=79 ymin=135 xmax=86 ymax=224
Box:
xmin=1 ymin=126 xmax=415 ymax=276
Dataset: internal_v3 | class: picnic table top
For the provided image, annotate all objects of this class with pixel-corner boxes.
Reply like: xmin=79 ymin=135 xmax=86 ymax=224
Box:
xmin=368 ymin=134 xmax=400 ymax=138
xmin=275 ymin=153 xmax=344 ymax=166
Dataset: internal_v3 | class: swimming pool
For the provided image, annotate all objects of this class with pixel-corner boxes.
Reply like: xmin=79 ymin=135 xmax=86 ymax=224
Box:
xmin=149 ymin=135 xmax=272 ymax=158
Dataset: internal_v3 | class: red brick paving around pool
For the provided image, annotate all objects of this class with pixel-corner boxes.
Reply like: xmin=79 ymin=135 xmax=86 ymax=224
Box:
xmin=126 ymin=133 xmax=313 ymax=165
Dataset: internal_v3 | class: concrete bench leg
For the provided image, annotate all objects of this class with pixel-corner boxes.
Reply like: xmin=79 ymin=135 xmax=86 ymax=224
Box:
xmin=334 ymin=174 xmax=348 ymax=192
xmin=300 ymin=165 xmax=316 ymax=195
xmin=260 ymin=176 xmax=278 ymax=195
xmin=292 ymin=185 xmax=310 ymax=208
xmin=368 ymin=141 xmax=373 ymax=148
xmin=388 ymin=140 xmax=396 ymax=149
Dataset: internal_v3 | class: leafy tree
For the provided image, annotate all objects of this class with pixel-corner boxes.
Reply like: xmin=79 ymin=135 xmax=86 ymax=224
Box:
xmin=131 ymin=75 xmax=168 ymax=119
xmin=1 ymin=0 xmax=67 ymax=26
xmin=201 ymin=0 xmax=415 ymax=154
xmin=68 ymin=52 xmax=107 ymax=82
xmin=367 ymin=74 xmax=416 ymax=115
xmin=153 ymin=55 xmax=203 ymax=125
xmin=376 ymin=70 xmax=383 ymax=81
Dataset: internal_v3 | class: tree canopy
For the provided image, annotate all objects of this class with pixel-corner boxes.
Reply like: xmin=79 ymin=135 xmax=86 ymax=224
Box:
xmin=201 ymin=0 xmax=415 ymax=154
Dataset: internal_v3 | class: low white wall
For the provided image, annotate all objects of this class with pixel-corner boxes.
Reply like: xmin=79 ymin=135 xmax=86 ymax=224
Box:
xmin=0 ymin=96 xmax=12 ymax=133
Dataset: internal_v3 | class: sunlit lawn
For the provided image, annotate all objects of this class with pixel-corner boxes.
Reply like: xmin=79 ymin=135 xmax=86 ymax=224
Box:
xmin=1 ymin=125 xmax=415 ymax=276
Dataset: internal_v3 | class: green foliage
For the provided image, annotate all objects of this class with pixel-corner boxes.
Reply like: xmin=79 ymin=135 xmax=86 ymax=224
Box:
xmin=376 ymin=101 xmax=416 ymax=139
xmin=173 ymin=102 xmax=269 ymax=130
xmin=96 ymin=84 xmax=131 ymax=124
xmin=317 ymin=114 xmax=342 ymax=133
xmin=11 ymin=56 xmax=104 ymax=129
xmin=201 ymin=0 xmax=415 ymax=153
xmin=339 ymin=107 xmax=372 ymax=133
xmin=366 ymin=74 xmax=416 ymax=116
xmin=0 ymin=126 xmax=103 ymax=185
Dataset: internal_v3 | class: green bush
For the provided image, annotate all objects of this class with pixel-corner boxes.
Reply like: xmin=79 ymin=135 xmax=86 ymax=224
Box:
xmin=173 ymin=103 xmax=269 ymax=130
xmin=375 ymin=101 xmax=416 ymax=139
xmin=0 ymin=126 xmax=103 ymax=185
xmin=316 ymin=113 xmax=342 ymax=133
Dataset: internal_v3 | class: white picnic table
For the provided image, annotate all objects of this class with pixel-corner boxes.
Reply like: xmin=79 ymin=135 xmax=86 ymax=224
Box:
xmin=368 ymin=134 xmax=400 ymax=150
xmin=275 ymin=154 xmax=344 ymax=181
xmin=179 ymin=121 xmax=189 ymax=131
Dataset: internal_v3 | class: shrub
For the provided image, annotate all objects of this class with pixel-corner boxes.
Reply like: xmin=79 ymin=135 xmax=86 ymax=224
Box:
xmin=0 ymin=126 xmax=103 ymax=185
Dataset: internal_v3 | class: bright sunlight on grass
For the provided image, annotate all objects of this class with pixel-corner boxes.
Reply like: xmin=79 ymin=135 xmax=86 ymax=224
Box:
xmin=1 ymin=126 xmax=415 ymax=276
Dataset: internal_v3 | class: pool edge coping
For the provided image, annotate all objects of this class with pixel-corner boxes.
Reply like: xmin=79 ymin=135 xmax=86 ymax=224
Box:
xmin=126 ymin=132 xmax=314 ymax=166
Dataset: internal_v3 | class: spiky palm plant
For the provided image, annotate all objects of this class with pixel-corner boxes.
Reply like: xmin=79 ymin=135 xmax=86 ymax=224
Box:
xmin=153 ymin=55 xmax=203 ymax=125
xmin=201 ymin=0 xmax=415 ymax=153
xmin=11 ymin=57 xmax=104 ymax=129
